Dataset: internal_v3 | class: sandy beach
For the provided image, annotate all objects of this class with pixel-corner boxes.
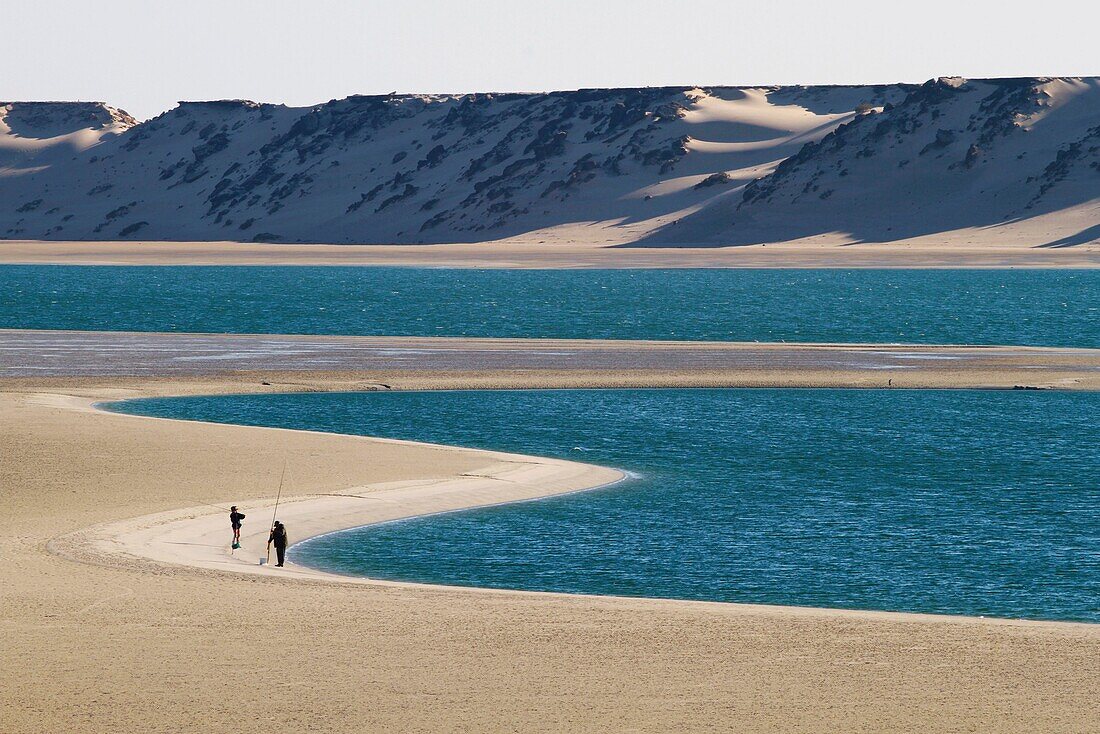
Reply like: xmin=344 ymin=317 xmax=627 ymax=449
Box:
xmin=3 ymin=349 xmax=1099 ymax=733
xmin=59 ymin=392 xmax=624 ymax=584
xmin=1 ymin=239 xmax=1099 ymax=268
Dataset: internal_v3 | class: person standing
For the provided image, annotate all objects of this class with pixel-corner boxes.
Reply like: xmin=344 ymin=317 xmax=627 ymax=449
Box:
xmin=229 ymin=506 xmax=246 ymax=549
xmin=268 ymin=521 xmax=288 ymax=567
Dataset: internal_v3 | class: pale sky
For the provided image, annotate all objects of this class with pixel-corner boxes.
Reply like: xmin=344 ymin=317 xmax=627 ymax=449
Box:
xmin=7 ymin=0 xmax=1097 ymax=120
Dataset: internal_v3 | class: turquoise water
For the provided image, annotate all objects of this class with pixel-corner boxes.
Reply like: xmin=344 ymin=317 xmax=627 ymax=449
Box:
xmin=112 ymin=389 xmax=1100 ymax=622
xmin=3 ymin=265 xmax=1099 ymax=345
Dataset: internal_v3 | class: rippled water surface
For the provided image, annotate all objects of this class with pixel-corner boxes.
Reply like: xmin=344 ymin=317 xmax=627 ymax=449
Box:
xmin=4 ymin=266 xmax=1099 ymax=345
xmin=114 ymin=389 xmax=1100 ymax=622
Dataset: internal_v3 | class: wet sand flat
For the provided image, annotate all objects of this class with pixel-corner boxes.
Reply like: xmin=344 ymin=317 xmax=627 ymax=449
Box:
xmin=2 ymin=329 xmax=1099 ymax=389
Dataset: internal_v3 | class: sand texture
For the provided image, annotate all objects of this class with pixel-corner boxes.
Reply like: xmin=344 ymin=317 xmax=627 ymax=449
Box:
xmin=2 ymin=365 xmax=1098 ymax=733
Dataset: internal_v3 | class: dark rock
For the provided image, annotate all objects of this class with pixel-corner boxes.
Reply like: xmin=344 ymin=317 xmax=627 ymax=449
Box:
xmin=376 ymin=183 xmax=419 ymax=211
xmin=118 ymin=221 xmax=148 ymax=236
xmin=920 ymin=128 xmax=957 ymax=155
xmin=962 ymin=144 xmax=983 ymax=168
xmin=525 ymin=129 xmax=568 ymax=160
xmin=693 ymin=172 xmax=732 ymax=190
xmin=641 ymin=136 xmax=690 ymax=173
xmin=463 ymin=141 xmax=512 ymax=179
xmin=418 ymin=144 xmax=447 ymax=169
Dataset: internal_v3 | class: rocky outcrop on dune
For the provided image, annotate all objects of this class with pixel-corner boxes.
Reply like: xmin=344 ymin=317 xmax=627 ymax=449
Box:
xmin=0 ymin=101 xmax=136 ymax=138
xmin=1 ymin=80 xmax=1097 ymax=247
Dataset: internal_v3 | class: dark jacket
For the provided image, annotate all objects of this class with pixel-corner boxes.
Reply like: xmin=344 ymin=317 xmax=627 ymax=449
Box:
xmin=230 ymin=511 xmax=245 ymax=528
xmin=269 ymin=525 xmax=288 ymax=548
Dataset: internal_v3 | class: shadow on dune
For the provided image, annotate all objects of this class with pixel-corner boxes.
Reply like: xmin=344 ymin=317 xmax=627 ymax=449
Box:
xmin=1036 ymin=223 xmax=1100 ymax=248
xmin=620 ymin=81 xmax=1100 ymax=249
xmin=621 ymin=182 xmax=1099 ymax=251
xmin=620 ymin=203 xmax=1099 ymax=249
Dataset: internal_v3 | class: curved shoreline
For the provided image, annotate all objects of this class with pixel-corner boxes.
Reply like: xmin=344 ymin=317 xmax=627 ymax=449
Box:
xmin=52 ymin=393 xmax=623 ymax=585
xmin=48 ymin=390 xmax=1092 ymax=629
xmin=7 ymin=376 xmax=1100 ymax=732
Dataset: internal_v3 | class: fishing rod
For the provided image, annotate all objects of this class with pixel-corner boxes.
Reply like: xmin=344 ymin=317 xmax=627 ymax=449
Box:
xmin=266 ymin=458 xmax=288 ymax=564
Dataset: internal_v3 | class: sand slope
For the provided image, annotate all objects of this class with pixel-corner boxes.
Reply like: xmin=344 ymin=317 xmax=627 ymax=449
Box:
xmin=667 ymin=78 xmax=1100 ymax=248
xmin=2 ymin=78 xmax=1097 ymax=248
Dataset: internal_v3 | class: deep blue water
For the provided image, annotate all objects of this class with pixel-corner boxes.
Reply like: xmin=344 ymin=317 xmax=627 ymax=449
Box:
xmin=3 ymin=265 xmax=1099 ymax=345
xmin=112 ymin=389 xmax=1100 ymax=622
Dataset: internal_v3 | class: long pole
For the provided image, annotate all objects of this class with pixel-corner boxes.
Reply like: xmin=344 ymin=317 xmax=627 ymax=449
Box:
xmin=266 ymin=459 xmax=287 ymax=564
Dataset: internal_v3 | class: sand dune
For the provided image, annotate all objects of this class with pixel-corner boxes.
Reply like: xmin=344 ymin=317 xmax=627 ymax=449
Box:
xmin=3 ymin=78 xmax=1097 ymax=248
xmin=662 ymin=78 xmax=1100 ymax=248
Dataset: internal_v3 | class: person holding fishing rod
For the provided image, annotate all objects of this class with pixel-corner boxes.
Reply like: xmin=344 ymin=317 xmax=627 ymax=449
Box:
xmin=266 ymin=459 xmax=289 ymax=567
xmin=268 ymin=521 xmax=288 ymax=567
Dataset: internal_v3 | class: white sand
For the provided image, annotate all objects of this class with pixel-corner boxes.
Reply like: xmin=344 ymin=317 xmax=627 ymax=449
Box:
xmin=70 ymin=396 xmax=622 ymax=582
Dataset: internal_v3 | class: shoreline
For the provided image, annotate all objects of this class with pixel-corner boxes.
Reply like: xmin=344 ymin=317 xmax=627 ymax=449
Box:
xmin=64 ymin=393 xmax=625 ymax=586
xmin=37 ymin=390 xmax=1094 ymax=629
xmin=1 ymin=239 xmax=1099 ymax=268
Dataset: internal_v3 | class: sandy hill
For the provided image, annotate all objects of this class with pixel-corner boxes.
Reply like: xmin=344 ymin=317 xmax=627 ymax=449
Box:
xmin=1 ymin=79 xmax=1097 ymax=247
